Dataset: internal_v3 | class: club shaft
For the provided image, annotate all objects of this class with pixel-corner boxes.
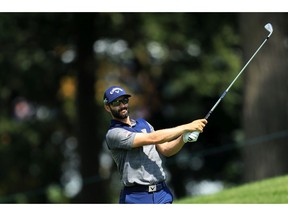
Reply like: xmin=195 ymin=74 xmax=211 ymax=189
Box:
xmin=204 ymin=36 xmax=270 ymax=120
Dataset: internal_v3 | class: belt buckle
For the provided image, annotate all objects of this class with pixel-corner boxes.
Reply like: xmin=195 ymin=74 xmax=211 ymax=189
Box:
xmin=148 ymin=184 xmax=157 ymax=192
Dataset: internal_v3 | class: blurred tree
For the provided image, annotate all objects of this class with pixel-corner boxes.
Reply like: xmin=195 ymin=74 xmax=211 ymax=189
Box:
xmin=0 ymin=13 xmax=73 ymax=203
xmin=240 ymin=13 xmax=288 ymax=182
xmin=73 ymin=13 xmax=109 ymax=203
xmin=3 ymin=13 xmax=282 ymax=203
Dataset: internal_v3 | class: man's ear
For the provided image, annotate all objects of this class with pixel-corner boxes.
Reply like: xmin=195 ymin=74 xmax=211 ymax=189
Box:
xmin=104 ymin=104 xmax=111 ymax=113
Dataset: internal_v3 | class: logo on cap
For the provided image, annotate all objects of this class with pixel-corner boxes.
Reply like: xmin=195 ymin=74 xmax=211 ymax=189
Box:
xmin=109 ymin=87 xmax=123 ymax=95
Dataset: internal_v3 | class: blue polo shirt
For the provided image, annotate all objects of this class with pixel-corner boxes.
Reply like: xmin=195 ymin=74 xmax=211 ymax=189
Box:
xmin=105 ymin=118 xmax=166 ymax=186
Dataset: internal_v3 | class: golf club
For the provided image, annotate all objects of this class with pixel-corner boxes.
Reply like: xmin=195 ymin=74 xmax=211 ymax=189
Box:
xmin=186 ymin=23 xmax=273 ymax=142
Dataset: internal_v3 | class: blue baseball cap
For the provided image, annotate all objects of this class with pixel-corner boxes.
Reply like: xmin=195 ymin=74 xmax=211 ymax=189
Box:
xmin=103 ymin=86 xmax=131 ymax=104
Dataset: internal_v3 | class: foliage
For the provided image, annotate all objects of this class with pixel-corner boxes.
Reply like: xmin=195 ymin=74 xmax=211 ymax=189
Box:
xmin=0 ymin=13 xmax=76 ymax=203
xmin=0 ymin=13 xmax=244 ymax=203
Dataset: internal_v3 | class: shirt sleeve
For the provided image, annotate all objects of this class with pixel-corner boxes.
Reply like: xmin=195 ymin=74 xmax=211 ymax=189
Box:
xmin=106 ymin=128 xmax=136 ymax=150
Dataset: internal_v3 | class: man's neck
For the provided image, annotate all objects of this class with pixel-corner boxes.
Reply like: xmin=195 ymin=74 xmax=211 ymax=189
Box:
xmin=114 ymin=116 xmax=131 ymax=126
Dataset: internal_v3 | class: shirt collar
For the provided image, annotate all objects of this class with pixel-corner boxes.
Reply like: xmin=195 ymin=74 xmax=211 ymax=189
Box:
xmin=110 ymin=118 xmax=136 ymax=127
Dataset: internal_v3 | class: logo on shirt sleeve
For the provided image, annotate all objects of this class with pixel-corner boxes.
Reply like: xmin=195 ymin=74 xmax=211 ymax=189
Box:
xmin=125 ymin=131 xmax=132 ymax=137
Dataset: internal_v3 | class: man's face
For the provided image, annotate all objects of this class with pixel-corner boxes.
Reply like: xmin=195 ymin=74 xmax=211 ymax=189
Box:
xmin=107 ymin=96 xmax=129 ymax=119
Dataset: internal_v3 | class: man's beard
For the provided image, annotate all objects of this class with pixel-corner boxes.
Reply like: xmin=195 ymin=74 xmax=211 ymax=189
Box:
xmin=111 ymin=107 xmax=129 ymax=119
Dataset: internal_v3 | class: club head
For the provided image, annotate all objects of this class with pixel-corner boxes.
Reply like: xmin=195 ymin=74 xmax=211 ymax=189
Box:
xmin=265 ymin=23 xmax=273 ymax=38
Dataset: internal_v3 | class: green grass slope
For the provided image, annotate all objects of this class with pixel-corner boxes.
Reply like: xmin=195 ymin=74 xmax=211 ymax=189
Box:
xmin=175 ymin=175 xmax=288 ymax=204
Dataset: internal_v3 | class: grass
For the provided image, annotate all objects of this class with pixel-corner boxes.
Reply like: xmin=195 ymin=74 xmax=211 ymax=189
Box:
xmin=174 ymin=175 xmax=288 ymax=204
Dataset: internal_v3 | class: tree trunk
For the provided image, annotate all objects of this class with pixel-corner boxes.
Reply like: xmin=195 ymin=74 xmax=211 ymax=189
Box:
xmin=240 ymin=13 xmax=288 ymax=182
xmin=73 ymin=13 xmax=109 ymax=203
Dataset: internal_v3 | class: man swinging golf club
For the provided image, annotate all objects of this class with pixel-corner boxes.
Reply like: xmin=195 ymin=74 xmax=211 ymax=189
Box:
xmin=103 ymin=22 xmax=273 ymax=204
xmin=103 ymin=86 xmax=207 ymax=204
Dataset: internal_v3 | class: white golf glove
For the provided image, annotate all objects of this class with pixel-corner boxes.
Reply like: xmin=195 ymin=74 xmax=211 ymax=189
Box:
xmin=183 ymin=131 xmax=200 ymax=143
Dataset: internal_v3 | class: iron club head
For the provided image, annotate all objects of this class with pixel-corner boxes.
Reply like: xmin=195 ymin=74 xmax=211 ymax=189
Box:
xmin=265 ymin=23 xmax=273 ymax=38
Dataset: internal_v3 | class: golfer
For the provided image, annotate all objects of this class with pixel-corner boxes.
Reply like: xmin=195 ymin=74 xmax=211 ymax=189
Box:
xmin=103 ymin=86 xmax=207 ymax=204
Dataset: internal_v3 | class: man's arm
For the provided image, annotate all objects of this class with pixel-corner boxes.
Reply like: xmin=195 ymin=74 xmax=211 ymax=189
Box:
xmin=131 ymin=119 xmax=207 ymax=148
xmin=155 ymin=135 xmax=185 ymax=157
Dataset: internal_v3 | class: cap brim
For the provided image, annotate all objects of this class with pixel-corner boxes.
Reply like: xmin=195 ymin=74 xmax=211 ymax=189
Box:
xmin=109 ymin=94 xmax=131 ymax=103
